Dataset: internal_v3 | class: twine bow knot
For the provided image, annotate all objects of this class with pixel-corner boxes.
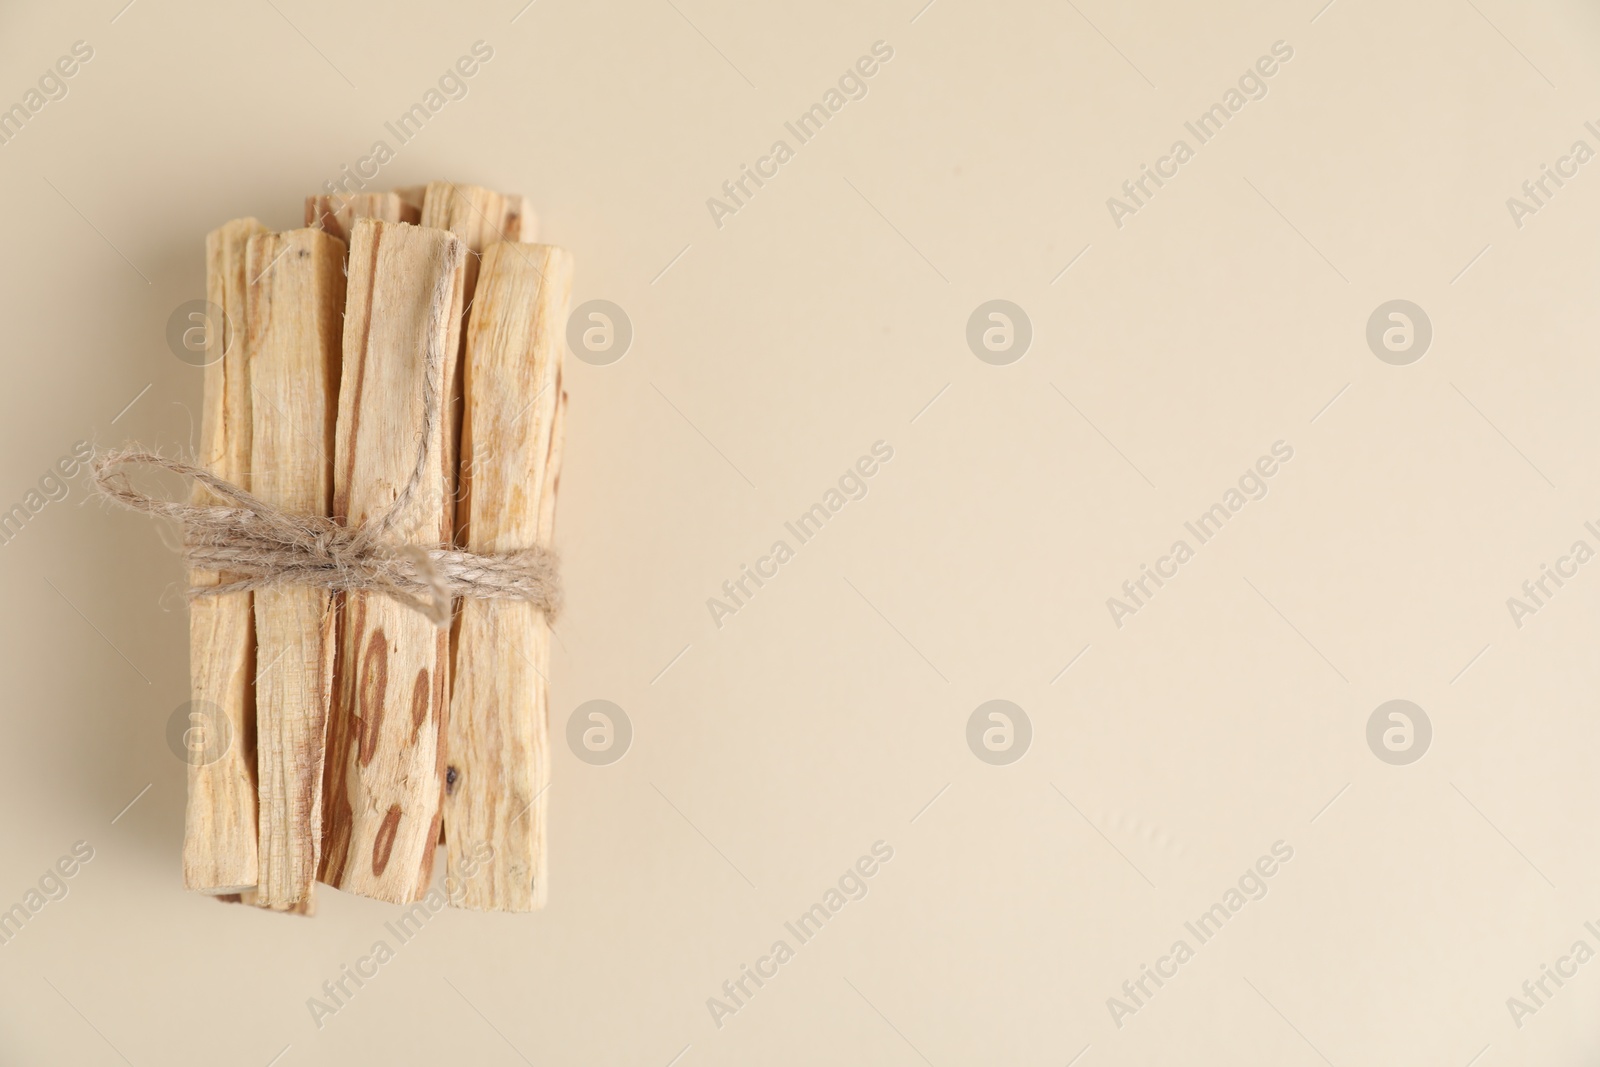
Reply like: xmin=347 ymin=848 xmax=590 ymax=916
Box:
xmin=92 ymin=449 xmax=561 ymax=627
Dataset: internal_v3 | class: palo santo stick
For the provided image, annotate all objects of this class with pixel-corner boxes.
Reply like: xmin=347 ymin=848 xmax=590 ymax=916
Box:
xmin=243 ymin=191 xmax=399 ymax=916
xmin=445 ymin=242 xmax=572 ymax=910
xmin=420 ymin=182 xmax=509 ymax=282
xmin=305 ymin=193 xmax=419 ymax=245
xmin=418 ymin=185 xmax=514 ymax=886
xmin=244 ymin=228 xmax=346 ymax=908
xmin=185 ymin=217 xmax=268 ymax=893
xmin=420 ymin=181 xmax=511 ymax=478
xmin=542 ymin=385 xmax=568 ymax=538
xmin=417 ymin=183 xmax=535 ymax=396
xmin=320 ymin=219 xmax=466 ymax=903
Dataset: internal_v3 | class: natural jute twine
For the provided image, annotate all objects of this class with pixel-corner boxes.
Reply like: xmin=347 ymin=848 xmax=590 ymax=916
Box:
xmin=91 ymin=280 xmax=560 ymax=628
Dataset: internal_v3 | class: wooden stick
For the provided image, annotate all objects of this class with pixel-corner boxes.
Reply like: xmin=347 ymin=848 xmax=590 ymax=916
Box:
xmin=416 ymin=183 xmax=535 ymax=446
xmin=305 ymin=192 xmax=419 ymax=245
xmin=419 ymin=182 xmax=511 ymax=496
xmin=542 ymin=386 xmax=568 ymax=541
xmin=320 ymin=219 xmax=466 ymax=903
xmin=420 ymin=183 xmax=509 ymax=277
xmin=417 ymin=183 xmax=515 ymax=891
xmin=185 ymin=217 xmax=268 ymax=894
xmin=240 ymin=191 xmax=400 ymax=917
xmin=244 ymin=228 xmax=346 ymax=908
xmin=445 ymin=242 xmax=572 ymax=910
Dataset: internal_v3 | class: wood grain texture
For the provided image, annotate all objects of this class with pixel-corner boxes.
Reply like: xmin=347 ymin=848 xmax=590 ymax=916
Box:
xmin=242 ymin=193 xmax=400 ymax=916
xmin=245 ymin=228 xmax=346 ymax=908
xmin=305 ymin=193 xmax=419 ymax=244
xmin=320 ymin=219 xmax=466 ymax=903
xmin=445 ymin=242 xmax=572 ymax=910
xmin=542 ymin=386 xmax=568 ymax=541
xmin=419 ymin=182 xmax=510 ymax=258
xmin=419 ymin=183 xmax=514 ymax=876
xmin=185 ymin=217 xmax=268 ymax=893
xmin=419 ymin=181 xmax=512 ymax=519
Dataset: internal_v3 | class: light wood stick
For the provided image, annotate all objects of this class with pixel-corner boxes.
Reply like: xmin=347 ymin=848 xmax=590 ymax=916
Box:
xmin=417 ymin=184 xmax=514 ymax=889
xmin=542 ymin=385 xmax=567 ymax=540
xmin=320 ymin=219 xmax=466 ymax=903
xmin=305 ymin=193 xmax=419 ymax=245
xmin=244 ymin=228 xmax=346 ymax=908
xmin=445 ymin=242 xmax=572 ymax=910
xmin=186 ymin=217 xmax=268 ymax=893
xmin=419 ymin=181 xmax=511 ymax=491
xmin=420 ymin=182 xmax=509 ymax=275
xmin=241 ymin=192 xmax=401 ymax=917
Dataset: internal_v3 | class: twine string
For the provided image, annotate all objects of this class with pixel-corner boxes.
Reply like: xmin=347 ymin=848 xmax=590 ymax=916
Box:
xmin=92 ymin=264 xmax=560 ymax=627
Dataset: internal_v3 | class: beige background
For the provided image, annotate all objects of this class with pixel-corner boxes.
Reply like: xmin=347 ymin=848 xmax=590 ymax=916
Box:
xmin=1 ymin=0 xmax=1598 ymax=1062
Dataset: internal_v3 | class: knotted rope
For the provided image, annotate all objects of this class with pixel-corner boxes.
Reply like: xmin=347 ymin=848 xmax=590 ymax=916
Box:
xmin=92 ymin=267 xmax=560 ymax=627
xmin=92 ymin=450 xmax=560 ymax=627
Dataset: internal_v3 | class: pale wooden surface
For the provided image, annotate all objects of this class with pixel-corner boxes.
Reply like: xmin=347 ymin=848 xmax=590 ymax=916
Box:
xmin=184 ymin=217 xmax=268 ymax=893
xmin=419 ymin=182 xmax=511 ymax=254
xmin=418 ymin=184 xmax=514 ymax=883
xmin=320 ymin=219 xmax=466 ymax=904
xmin=244 ymin=228 xmax=346 ymax=909
xmin=419 ymin=182 xmax=511 ymax=520
xmin=304 ymin=192 xmax=418 ymax=245
xmin=241 ymin=189 xmax=400 ymax=917
xmin=541 ymin=386 xmax=567 ymax=542
xmin=445 ymin=242 xmax=572 ymax=910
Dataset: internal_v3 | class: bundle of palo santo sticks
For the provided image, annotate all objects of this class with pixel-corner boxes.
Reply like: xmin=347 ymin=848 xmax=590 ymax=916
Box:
xmin=172 ymin=181 xmax=569 ymax=915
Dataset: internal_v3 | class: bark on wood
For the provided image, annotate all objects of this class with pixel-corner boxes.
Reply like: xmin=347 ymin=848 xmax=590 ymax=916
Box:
xmin=445 ymin=242 xmax=572 ymax=910
xmin=319 ymin=219 xmax=466 ymax=903
xmin=305 ymin=193 xmax=419 ymax=245
xmin=245 ymin=228 xmax=346 ymax=908
xmin=505 ymin=196 xmax=538 ymax=243
xmin=185 ymin=217 xmax=268 ymax=893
